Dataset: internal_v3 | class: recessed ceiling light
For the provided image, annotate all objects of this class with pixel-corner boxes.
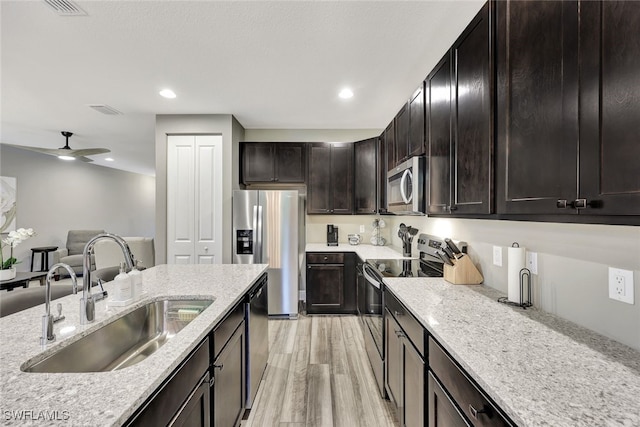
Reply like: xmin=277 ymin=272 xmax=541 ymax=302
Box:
xmin=58 ymin=155 xmax=75 ymax=161
xmin=339 ymin=88 xmax=354 ymax=99
xmin=105 ymin=157 xmax=114 ymax=162
xmin=159 ymin=89 xmax=177 ymax=99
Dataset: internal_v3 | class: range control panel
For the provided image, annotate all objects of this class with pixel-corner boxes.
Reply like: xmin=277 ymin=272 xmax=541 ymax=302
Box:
xmin=236 ymin=230 xmax=254 ymax=255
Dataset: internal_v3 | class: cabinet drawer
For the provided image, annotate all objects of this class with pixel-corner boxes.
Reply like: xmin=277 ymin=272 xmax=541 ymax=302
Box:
xmin=307 ymin=253 xmax=344 ymax=264
xmin=127 ymin=338 xmax=210 ymax=426
xmin=213 ymin=302 xmax=244 ymax=358
xmin=428 ymin=338 xmax=512 ymax=427
xmin=385 ymin=290 xmax=424 ymax=356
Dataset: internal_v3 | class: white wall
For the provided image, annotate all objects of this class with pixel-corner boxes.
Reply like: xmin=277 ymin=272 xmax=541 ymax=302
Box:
xmin=0 ymin=145 xmax=155 ymax=272
xmin=155 ymin=114 xmax=244 ymax=264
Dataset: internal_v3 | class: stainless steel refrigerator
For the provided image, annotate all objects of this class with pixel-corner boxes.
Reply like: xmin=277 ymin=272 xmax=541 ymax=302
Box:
xmin=232 ymin=190 xmax=299 ymax=317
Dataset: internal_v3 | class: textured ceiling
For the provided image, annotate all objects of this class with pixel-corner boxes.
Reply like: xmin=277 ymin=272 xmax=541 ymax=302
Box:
xmin=1 ymin=0 xmax=484 ymax=176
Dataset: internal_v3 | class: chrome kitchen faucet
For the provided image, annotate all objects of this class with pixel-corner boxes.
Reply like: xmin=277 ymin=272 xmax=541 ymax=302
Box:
xmin=41 ymin=263 xmax=77 ymax=345
xmin=80 ymin=233 xmax=135 ymax=324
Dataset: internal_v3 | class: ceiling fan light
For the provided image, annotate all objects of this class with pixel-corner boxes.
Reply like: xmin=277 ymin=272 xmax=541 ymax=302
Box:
xmin=58 ymin=155 xmax=75 ymax=161
xmin=159 ymin=89 xmax=177 ymax=99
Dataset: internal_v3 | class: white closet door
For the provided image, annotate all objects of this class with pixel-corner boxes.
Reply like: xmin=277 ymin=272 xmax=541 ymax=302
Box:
xmin=167 ymin=135 xmax=223 ymax=264
xmin=194 ymin=135 xmax=222 ymax=264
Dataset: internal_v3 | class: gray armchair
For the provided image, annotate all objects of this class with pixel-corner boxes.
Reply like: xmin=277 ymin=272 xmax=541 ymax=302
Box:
xmin=52 ymin=230 xmax=104 ymax=277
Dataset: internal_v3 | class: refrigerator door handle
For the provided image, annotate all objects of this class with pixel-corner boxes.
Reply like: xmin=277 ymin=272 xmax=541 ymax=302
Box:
xmin=255 ymin=205 xmax=263 ymax=263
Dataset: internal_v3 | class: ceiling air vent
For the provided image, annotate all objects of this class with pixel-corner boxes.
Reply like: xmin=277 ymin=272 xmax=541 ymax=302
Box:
xmin=88 ymin=105 xmax=123 ymax=115
xmin=43 ymin=0 xmax=87 ymax=16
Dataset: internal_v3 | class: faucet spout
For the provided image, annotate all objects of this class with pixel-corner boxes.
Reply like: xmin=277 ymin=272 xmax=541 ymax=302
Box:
xmin=80 ymin=233 xmax=134 ymax=324
xmin=41 ymin=263 xmax=77 ymax=345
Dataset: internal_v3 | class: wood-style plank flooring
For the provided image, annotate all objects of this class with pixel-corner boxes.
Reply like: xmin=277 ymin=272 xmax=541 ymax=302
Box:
xmin=243 ymin=315 xmax=399 ymax=427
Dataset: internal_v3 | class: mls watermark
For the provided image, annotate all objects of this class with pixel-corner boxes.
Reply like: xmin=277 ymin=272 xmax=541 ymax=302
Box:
xmin=2 ymin=409 xmax=70 ymax=421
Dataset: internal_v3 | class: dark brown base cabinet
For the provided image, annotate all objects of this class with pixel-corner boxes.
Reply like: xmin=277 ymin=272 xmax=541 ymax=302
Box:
xmin=306 ymin=252 xmax=356 ymax=314
xmin=213 ymin=320 xmax=245 ymax=427
xmin=384 ymin=291 xmax=425 ymax=427
xmin=428 ymin=337 xmax=513 ymax=427
xmin=126 ymin=339 xmax=211 ymax=427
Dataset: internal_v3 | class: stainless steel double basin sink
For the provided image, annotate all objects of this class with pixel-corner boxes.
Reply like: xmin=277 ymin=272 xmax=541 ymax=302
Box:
xmin=22 ymin=298 xmax=213 ymax=373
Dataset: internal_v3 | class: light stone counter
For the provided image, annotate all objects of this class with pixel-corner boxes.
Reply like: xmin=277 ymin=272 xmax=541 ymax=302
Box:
xmin=0 ymin=263 xmax=268 ymax=426
xmin=384 ymin=278 xmax=640 ymax=427
xmin=305 ymin=243 xmax=412 ymax=260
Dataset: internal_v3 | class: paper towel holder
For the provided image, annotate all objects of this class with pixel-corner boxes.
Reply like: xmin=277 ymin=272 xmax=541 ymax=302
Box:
xmin=519 ymin=268 xmax=532 ymax=308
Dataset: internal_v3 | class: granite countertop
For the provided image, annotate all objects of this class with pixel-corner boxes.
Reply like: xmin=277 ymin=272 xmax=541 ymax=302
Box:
xmin=305 ymin=243 xmax=412 ymax=260
xmin=384 ymin=278 xmax=640 ymax=427
xmin=0 ymin=263 xmax=268 ymax=426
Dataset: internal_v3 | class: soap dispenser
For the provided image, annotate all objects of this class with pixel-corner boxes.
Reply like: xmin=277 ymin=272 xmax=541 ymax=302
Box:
xmin=112 ymin=262 xmax=132 ymax=304
xmin=128 ymin=260 xmax=143 ymax=300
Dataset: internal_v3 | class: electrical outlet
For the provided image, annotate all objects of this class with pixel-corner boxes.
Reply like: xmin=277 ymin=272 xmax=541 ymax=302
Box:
xmin=608 ymin=267 xmax=634 ymax=304
xmin=526 ymin=252 xmax=538 ymax=275
xmin=359 ymin=224 xmax=365 ymax=233
xmin=493 ymin=246 xmax=502 ymax=267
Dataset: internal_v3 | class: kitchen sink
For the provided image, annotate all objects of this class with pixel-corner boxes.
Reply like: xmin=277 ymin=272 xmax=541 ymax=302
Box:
xmin=22 ymin=298 xmax=214 ymax=373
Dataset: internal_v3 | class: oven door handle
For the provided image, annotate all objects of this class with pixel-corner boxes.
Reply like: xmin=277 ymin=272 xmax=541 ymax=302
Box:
xmin=400 ymin=169 xmax=413 ymax=204
xmin=362 ymin=264 xmax=383 ymax=290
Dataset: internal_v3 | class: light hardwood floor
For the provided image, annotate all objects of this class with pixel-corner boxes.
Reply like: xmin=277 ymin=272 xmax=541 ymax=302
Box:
xmin=243 ymin=315 xmax=399 ymax=427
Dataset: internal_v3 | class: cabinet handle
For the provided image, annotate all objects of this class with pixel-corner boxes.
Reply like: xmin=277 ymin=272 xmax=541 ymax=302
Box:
xmin=469 ymin=404 xmax=490 ymax=420
xmin=274 ymin=177 xmax=279 ymax=182
xmin=556 ymin=199 xmax=569 ymax=209
xmin=394 ymin=310 xmax=403 ymax=317
xmin=557 ymin=199 xmax=600 ymax=209
xmin=323 ymin=256 xmax=328 ymax=261
xmin=395 ymin=330 xmax=405 ymax=338
xmin=213 ymin=364 xmax=224 ymax=371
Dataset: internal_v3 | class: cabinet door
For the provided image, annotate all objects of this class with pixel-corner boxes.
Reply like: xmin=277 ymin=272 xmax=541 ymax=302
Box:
xmin=243 ymin=143 xmax=275 ymax=183
xmin=170 ymin=373 xmax=211 ymax=427
xmin=213 ymin=324 xmax=245 ymax=427
xmin=306 ymin=264 xmax=344 ymax=313
xmin=427 ymin=53 xmax=453 ymax=214
xmin=355 ymin=138 xmax=378 ymax=214
xmin=403 ymin=339 xmax=425 ymax=427
xmin=385 ymin=310 xmax=402 ymax=410
xmin=409 ymin=85 xmax=426 ymax=157
xmin=452 ymin=2 xmax=493 ymax=214
xmin=395 ymin=103 xmax=410 ymax=165
xmin=307 ymin=144 xmax=332 ymax=214
xmin=378 ymin=135 xmax=387 ymax=213
xmin=385 ymin=121 xmax=396 ymax=173
xmin=274 ymin=143 xmax=305 ymax=183
xmin=330 ymin=143 xmax=354 ymax=214
xmin=579 ymin=1 xmax=640 ymax=215
xmin=496 ymin=0 xmax=579 ymax=214
xmin=428 ymin=372 xmax=469 ymax=427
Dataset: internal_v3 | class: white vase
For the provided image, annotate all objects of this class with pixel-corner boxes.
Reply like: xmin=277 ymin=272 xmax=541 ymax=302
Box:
xmin=0 ymin=267 xmax=16 ymax=281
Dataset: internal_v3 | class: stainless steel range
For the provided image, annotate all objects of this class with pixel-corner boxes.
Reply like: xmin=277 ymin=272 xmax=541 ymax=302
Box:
xmin=359 ymin=233 xmax=447 ymax=396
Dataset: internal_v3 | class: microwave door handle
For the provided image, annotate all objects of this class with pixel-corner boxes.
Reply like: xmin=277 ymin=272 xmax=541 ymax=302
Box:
xmin=400 ymin=169 xmax=413 ymax=204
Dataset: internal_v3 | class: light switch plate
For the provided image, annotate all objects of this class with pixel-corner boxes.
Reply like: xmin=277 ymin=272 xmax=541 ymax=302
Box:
xmin=608 ymin=267 xmax=634 ymax=304
xmin=493 ymin=246 xmax=502 ymax=267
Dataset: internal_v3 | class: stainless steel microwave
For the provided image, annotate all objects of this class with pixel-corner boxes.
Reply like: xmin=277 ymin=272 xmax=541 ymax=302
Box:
xmin=386 ymin=156 xmax=426 ymax=215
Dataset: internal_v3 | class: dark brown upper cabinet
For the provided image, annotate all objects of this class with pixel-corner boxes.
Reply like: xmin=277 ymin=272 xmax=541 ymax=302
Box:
xmin=378 ymin=134 xmax=387 ymax=213
xmin=384 ymin=120 xmax=396 ymax=174
xmin=242 ymin=142 xmax=306 ymax=184
xmin=579 ymin=1 xmax=640 ymax=215
xmin=496 ymin=1 xmax=580 ymax=215
xmin=395 ymin=102 xmax=410 ymax=165
xmin=427 ymin=53 xmax=453 ymax=214
xmin=307 ymin=143 xmax=354 ymax=214
xmin=428 ymin=2 xmax=493 ymax=215
xmin=408 ymin=85 xmax=426 ymax=158
xmin=354 ymin=137 xmax=378 ymax=215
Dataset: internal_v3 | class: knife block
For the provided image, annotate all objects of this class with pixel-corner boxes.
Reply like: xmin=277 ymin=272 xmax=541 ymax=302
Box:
xmin=443 ymin=255 xmax=483 ymax=285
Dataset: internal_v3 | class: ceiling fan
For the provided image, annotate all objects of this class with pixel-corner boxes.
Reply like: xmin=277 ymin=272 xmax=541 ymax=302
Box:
xmin=5 ymin=131 xmax=110 ymax=162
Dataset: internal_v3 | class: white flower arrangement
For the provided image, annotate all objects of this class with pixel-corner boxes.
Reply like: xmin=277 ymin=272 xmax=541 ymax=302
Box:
xmin=1 ymin=227 xmax=36 ymax=270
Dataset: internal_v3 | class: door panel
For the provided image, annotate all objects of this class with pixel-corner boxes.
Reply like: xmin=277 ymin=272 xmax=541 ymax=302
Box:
xmin=195 ymin=137 xmax=223 ymax=263
xmin=168 ymin=136 xmax=195 ymax=263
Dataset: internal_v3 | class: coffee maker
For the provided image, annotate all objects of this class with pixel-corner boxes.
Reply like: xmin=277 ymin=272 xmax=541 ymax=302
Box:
xmin=327 ymin=224 xmax=339 ymax=246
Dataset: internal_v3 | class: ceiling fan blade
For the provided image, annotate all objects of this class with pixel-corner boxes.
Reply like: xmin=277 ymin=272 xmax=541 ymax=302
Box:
xmin=3 ymin=143 xmax=63 ymax=156
xmin=77 ymin=156 xmax=94 ymax=163
xmin=70 ymin=148 xmax=111 ymax=156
